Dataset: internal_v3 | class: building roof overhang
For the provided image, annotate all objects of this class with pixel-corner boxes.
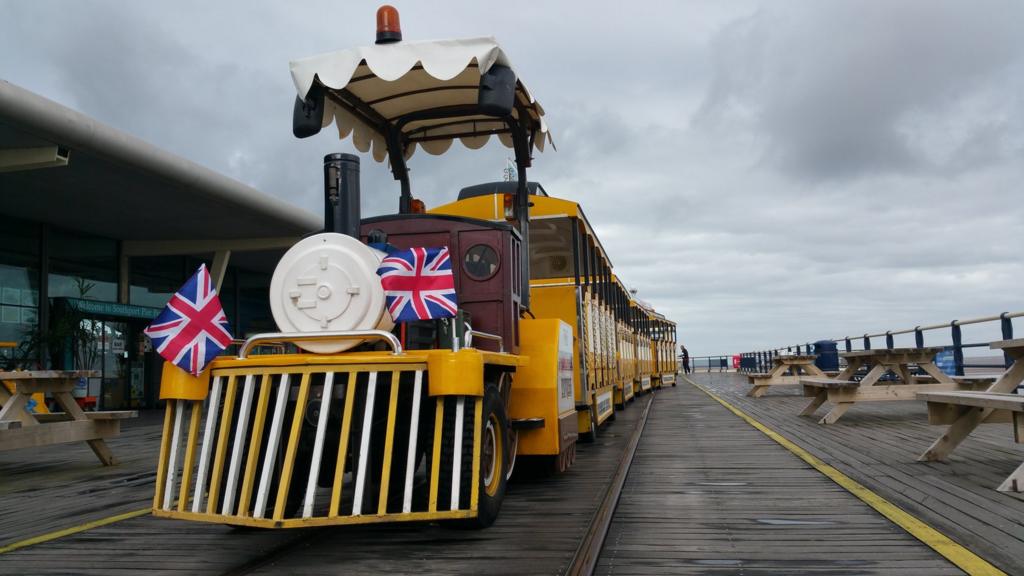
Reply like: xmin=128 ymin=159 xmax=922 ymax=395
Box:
xmin=0 ymin=80 xmax=321 ymax=243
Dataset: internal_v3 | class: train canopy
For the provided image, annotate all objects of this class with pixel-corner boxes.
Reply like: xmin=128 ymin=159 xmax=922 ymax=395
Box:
xmin=289 ymin=36 xmax=552 ymax=162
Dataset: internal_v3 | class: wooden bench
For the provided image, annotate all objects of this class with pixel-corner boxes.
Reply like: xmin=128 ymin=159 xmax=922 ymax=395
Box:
xmin=917 ymin=338 xmax=1024 ymax=481
xmin=746 ymin=355 xmax=825 ymax=398
xmin=796 ymin=347 xmax=978 ymax=424
xmin=0 ymin=370 xmax=137 ymax=465
xmin=918 ymin=390 xmax=1024 ymax=492
xmin=799 ymin=378 xmax=859 ymax=422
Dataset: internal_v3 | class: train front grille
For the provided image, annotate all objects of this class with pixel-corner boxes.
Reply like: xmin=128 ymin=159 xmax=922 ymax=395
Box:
xmin=153 ymin=364 xmax=481 ymax=528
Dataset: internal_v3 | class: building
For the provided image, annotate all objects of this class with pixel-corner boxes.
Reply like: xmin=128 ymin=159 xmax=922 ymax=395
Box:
xmin=0 ymin=80 xmax=320 ymax=409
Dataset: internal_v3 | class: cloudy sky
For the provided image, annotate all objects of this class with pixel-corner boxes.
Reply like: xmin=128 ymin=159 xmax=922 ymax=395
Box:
xmin=2 ymin=0 xmax=1022 ymax=356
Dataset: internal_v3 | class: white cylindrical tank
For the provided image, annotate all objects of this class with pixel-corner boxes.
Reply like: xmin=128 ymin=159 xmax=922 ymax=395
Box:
xmin=269 ymin=232 xmax=393 ymax=353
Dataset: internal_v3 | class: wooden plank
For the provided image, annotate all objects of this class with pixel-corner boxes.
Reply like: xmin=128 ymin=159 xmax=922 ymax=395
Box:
xmin=831 ymin=383 xmax=970 ymax=403
xmin=0 ymin=419 xmax=119 ymax=451
xmin=0 ymin=370 xmax=98 ymax=381
xmin=801 ymin=377 xmax=858 ymax=388
xmin=34 ymin=411 xmax=139 ymax=423
xmin=13 ymin=379 xmax=77 ymax=394
xmin=842 ymin=347 xmax=945 ymax=358
xmin=924 ymin=402 xmax=1013 ymax=426
xmin=0 ymin=392 xmax=38 ymax=427
xmin=952 ymin=376 xmax=998 ymax=386
xmin=917 ymin=391 xmax=1024 ymax=412
xmin=990 ymin=339 xmax=1024 ymax=352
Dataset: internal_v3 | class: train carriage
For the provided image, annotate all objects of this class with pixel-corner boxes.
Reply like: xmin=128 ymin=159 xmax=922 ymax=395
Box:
xmin=632 ymin=300 xmax=654 ymax=394
xmin=612 ymin=277 xmax=636 ymax=408
xmin=650 ymin=314 xmax=678 ymax=388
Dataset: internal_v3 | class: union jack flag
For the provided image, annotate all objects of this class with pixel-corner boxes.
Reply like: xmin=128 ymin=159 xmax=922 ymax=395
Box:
xmin=376 ymin=247 xmax=458 ymax=323
xmin=144 ymin=264 xmax=233 ymax=376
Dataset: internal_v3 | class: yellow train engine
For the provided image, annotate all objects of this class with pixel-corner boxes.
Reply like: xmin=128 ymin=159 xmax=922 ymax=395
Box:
xmin=150 ymin=6 xmax=679 ymax=531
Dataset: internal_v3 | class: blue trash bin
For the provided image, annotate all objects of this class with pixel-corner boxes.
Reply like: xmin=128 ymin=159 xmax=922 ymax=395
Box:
xmin=814 ymin=340 xmax=839 ymax=372
xmin=934 ymin=348 xmax=956 ymax=376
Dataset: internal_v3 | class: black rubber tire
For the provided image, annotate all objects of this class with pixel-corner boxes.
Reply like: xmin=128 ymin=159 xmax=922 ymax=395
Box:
xmin=578 ymin=406 xmax=597 ymax=443
xmin=461 ymin=384 xmax=509 ymax=528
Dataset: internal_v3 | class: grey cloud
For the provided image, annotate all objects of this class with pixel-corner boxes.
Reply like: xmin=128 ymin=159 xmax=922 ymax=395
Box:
xmin=697 ymin=0 xmax=1024 ymax=181
xmin=2 ymin=0 xmax=1022 ymax=356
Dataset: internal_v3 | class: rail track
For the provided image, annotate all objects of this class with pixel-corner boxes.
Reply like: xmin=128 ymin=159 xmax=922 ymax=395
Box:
xmin=214 ymin=395 xmax=654 ymax=576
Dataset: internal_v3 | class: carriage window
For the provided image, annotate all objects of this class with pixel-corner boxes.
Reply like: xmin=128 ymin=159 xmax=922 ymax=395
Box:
xmin=528 ymin=217 xmax=577 ymax=280
xmin=464 ymin=244 xmax=499 ymax=280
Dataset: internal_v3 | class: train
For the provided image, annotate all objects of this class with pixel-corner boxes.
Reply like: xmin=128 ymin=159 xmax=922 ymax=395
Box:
xmin=151 ymin=5 xmax=677 ymax=530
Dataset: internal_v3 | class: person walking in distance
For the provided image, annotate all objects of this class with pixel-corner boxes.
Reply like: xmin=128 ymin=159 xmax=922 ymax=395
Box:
xmin=681 ymin=345 xmax=691 ymax=374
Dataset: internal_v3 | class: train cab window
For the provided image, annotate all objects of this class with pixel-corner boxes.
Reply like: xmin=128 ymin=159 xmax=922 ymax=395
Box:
xmin=464 ymin=244 xmax=499 ymax=280
xmin=529 ymin=217 xmax=576 ymax=279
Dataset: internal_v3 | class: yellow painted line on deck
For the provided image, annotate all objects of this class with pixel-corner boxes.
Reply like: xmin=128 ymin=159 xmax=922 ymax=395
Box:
xmin=0 ymin=507 xmax=151 ymax=555
xmin=685 ymin=376 xmax=1005 ymax=576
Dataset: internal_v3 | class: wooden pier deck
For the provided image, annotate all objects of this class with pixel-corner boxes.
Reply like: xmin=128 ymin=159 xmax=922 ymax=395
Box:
xmin=685 ymin=371 xmax=1024 ymax=574
xmin=597 ymin=376 xmax=962 ymax=575
xmin=2 ymin=375 xmax=1021 ymax=574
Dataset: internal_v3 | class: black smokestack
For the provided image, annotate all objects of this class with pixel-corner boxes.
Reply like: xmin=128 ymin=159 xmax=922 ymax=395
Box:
xmin=323 ymin=153 xmax=361 ymax=237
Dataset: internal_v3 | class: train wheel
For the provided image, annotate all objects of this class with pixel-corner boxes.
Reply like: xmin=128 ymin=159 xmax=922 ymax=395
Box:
xmin=469 ymin=383 xmax=509 ymax=528
xmin=497 ymin=372 xmax=517 ymax=481
xmin=555 ymin=441 xmax=577 ymax=473
xmin=579 ymin=407 xmax=597 ymax=443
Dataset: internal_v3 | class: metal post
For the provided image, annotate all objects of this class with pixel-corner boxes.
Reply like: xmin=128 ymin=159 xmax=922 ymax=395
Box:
xmin=914 ymin=327 xmax=924 ymax=348
xmin=845 ymin=337 xmax=852 ymax=353
xmin=1001 ymin=312 xmax=1013 ymax=369
xmin=863 ymin=335 xmax=871 ymax=350
xmin=117 ymin=242 xmax=129 ymax=304
xmin=451 ymin=318 xmax=460 ymax=352
xmin=38 ymin=223 xmax=50 ymax=368
xmin=885 ymin=331 xmax=894 ymax=350
xmin=210 ymin=250 xmax=232 ymax=293
xmin=951 ymin=321 xmax=964 ymax=377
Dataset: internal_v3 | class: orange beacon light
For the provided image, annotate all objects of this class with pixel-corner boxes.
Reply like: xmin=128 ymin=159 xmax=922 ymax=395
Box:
xmin=376 ymin=5 xmax=402 ymax=44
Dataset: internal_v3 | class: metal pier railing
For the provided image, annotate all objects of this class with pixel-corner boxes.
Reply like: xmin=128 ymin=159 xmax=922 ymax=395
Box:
xmin=733 ymin=311 xmax=1022 ymax=377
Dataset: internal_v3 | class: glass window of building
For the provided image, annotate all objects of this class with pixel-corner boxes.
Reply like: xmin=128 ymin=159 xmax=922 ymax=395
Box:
xmin=0 ymin=218 xmax=40 ymax=367
xmin=129 ymin=255 xmax=187 ymax=308
xmin=49 ymin=227 xmax=117 ymax=302
xmin=237 ymin=269 xmax=274 ymax=337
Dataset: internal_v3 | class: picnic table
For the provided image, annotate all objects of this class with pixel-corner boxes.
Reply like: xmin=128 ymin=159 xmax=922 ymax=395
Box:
xmin=917 ymin=339 xmax=1024 ymax=491
xmin=798 ymin=347 xmax=990 ymax=424
xmin=0 ymin=370 xmax=136 ymax=465
xmin=746 ymin=355 xmax=825 ymax=397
